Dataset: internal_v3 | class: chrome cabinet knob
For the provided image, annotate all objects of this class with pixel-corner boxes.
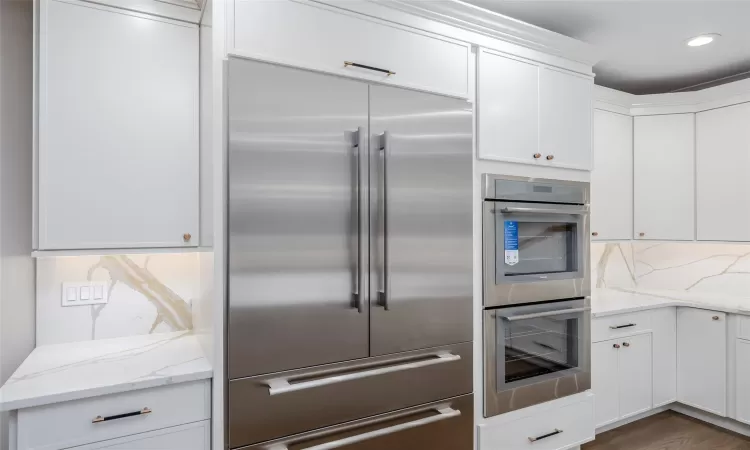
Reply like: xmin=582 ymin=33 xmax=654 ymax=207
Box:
xmin=613 ymin=343 xmax=620 ymax=349
xmin=622 ymin=342 xmax=630 ymax=347
xmin=533 ymin=153 xmax=542 ymax=159
xmin=546 ymin=155 xmax=555 ymax=161
xmin=713 ymin=316 xmax=720 ymax=321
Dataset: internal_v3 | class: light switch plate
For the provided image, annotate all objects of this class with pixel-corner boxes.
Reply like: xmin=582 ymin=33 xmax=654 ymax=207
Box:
xmin=61 ymin=282 xmax=108 ymax=307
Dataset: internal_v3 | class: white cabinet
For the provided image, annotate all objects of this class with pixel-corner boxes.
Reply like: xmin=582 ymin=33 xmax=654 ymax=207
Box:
xmin=736 ymin=339 xmax=750 ymax=425
xmin=651 ymin=307 xmax=677 ymax=407
xmin=477 ymin=48 xmax=593 ymax=170
xmin=677 ymin=308 xmax=726 ymax=416
xmin=591 ymin=110 xmax=633 ymax=240
xmin=696 ymin=102 xmax=750 ymax=241
xmin=477 ymin=50 xmax=539 ymax=165
xmin=232 ymin=0 xmax=470 ymax=98
xmin=633 ymin=114 xmax=695 ymax=241
xmin=69 ymin=422 xmax=210 ymax=450
xmin=538 ymin=67 xmax=593 ymax=170
xmin=38 ymin=0 xmax=199 ymax=250
xmin=592 ymin=334 xmax=652 ymax=428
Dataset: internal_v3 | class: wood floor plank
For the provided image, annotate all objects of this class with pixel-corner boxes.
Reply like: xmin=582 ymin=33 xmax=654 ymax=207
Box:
xmin=582 ymin=411 xmax=750 ymax=450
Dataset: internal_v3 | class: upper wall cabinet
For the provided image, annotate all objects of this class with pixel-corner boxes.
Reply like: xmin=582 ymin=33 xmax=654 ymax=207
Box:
xmin=696 ymin=102 xmax=750 ymax=241
xmin=38 ymin=0 xmax=199 ymax=250
xmin=477 ymin=49 xmax=593 ymax=170
xmin=633 ymin=114 xmax=695 ymax=241
xmin=231 ymin=0 xmax=470 ymax=98
xmin=591 ymin=110 xmax=633 ymax=240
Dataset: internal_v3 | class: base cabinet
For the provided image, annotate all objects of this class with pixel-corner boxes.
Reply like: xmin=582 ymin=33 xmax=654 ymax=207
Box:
xmin=677 ymin=308 xmax=727 ymax=416
xmin=66 ymin=422 xmax=210 ymax=450
xmin=592 ymin=334 xmax=652 ymax=427
xmin=735 ymin=339 xmax=750 ymax=425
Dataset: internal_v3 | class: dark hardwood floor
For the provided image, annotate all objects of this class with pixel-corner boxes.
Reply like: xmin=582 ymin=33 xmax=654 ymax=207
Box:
xmin=582 ymin=411 xmax=750 ymax=450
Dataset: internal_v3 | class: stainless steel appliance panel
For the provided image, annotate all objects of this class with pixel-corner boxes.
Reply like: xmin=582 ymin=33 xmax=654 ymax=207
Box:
xmin=484 ymin=299 xmax=591 ymax=417
xmin=229 ymin=342 xmax=472 ymax=448
xmin=237 ymin=394 xmax=474 ymax=450
xmin=228 ymin=58 xmax=370 ymax=378
xmin=369 ymin=85 xmax=473 ymax=356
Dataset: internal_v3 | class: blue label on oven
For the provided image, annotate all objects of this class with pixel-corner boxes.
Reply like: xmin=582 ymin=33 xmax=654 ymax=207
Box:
xmin=504 ymin=221 xmax=519 ymax=266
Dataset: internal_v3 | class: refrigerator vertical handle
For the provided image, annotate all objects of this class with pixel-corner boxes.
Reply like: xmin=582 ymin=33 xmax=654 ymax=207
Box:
xmin=352 ymin=127 xmax=364 ymax=313
xmin=378 ymin=132 xmax=389 ymax=310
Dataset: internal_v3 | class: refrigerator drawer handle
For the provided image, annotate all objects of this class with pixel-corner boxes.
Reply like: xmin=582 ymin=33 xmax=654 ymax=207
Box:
xmin=269 ymin=407 xmax=460 ymax=450
xmin=266 ymin=353 xmax=461 ymax=396
xmin=500 ymin=307 xmax=591 ymax=322
xmin=499 ymin=206 xmax=589 ymax=215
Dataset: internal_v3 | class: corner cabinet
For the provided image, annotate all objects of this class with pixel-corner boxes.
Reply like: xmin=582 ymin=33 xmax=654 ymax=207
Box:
xmin=477 ymin=48 xmax=593 ymax=170
xmin=37 ymin=0 xmax=199 ymax=250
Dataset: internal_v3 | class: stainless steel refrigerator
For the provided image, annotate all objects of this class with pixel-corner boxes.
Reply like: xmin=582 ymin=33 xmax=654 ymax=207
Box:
xmin=227 ymin=57 xmax=473 ymax=450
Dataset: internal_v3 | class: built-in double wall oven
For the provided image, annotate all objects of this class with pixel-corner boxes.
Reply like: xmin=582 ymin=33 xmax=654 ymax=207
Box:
xmin=482 ymin=174 xmax=591 ymax=418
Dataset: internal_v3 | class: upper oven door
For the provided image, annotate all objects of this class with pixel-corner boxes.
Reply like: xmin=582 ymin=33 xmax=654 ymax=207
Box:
xmin=483 ymin=201 xmax=590 ymax=307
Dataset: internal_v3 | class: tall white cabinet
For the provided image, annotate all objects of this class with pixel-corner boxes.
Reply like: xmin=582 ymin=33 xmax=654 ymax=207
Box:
xmin=591 ymin=110 xmax=633 ymax=240
xmin=696 ymin=102 xmax=750 ymax=242
xmin=38 ymin=0 xmax=199 ymax=250
xmin=633 ymin=114 xmax=695 ymax=241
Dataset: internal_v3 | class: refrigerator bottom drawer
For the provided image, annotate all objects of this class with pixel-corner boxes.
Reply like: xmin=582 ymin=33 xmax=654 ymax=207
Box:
xmin=229 ymin=341 xmax=472 ymax=448
xmin=237 ymin=394 xmax=474 ymax=450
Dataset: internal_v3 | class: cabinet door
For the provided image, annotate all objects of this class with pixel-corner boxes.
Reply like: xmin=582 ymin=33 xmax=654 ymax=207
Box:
xmin=39 ymin=0 xmax=199 ymax=249
xmin=592 ymin=339 xmax=620 ymax=427
xmin=477 ymin=49 xmax=539 ymax=164
xmin=677 ymin=308 xmax=727 ymax=416
xmin=69 ymin=422 xmax=209 ymax=449
xmin=539 ymin=67 xmax=593 ymax=170
xmin=696 ymin=102 xmax=750 ymax=241
xmin=633 ymin=114 xmax=695 ymax=241
xmin=618 ymin=333 xmax=653 ymax=419
xmin=736 ymin=339 xmax=750 ymax=425
xmin=651 ymin=307 xmax=677 ymax=407
xmin=591 ymin=110 xmax=633 ymax=240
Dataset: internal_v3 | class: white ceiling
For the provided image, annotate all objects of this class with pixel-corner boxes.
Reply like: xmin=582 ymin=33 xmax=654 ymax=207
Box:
xmin=463 ymin=0 xmax=750 ymax=94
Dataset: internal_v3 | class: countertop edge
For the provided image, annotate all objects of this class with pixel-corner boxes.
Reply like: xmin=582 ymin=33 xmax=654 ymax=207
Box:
xmin=592 ymin=297 xmax=750 ymax=318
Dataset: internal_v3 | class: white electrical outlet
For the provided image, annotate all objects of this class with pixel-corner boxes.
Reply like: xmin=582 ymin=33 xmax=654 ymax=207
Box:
xmin=61 ymin=282 xmax=108 ymax=307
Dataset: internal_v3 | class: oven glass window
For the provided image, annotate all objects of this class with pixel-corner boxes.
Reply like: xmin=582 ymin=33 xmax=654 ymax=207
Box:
xmin=497 ymin=313 xmax=580 ymax=387
xmin=496 ymin=219 xmax=577 ymax=279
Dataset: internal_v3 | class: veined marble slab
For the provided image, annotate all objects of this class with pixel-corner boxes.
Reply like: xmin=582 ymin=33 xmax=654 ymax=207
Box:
xmin=0 ymin=331 xmax=211 ymax=411
xmin=593 ymin=287 xmax=750 ymax=318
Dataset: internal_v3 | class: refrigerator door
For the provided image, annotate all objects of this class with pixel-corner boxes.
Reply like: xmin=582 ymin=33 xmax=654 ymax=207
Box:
xmin=228 ymin=58 xmax=370 ymax=378
xmin=369 ymin=85 xmax=473 ymax=356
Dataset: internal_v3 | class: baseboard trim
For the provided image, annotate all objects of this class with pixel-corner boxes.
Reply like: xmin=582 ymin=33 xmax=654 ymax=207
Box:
xmin=596 ymin=405 xmax=671 ymax=434
xmin=670 ymin=404 xmax=750 ymax=438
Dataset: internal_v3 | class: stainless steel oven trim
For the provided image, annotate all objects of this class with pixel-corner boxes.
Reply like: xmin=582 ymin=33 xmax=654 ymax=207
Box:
xmin=482 ymin=174 xmax=591 ymax=201
xmin=482 ymin=201 xmax=591 ymax=307
xmin=483 ymin=299 xmax=591 ymax=418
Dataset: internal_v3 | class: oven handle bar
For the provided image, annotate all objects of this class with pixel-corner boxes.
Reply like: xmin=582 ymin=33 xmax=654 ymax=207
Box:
xmin=498 ymin=206 xmax=589 ymax=215
xmin=499 ymin=307 xmax=591 ymax=322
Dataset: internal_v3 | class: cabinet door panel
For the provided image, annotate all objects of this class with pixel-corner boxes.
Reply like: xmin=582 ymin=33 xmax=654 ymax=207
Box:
xmin=652 ymin=308 xmax=677 ymax=407
xmin=633 ymin=114 xmax=695 ymax=241
xmin=40 ymin=0 xmax=199 ymax=249
xmin=477 ymin=50 xmax=539 ymax=164
xmin=618 ymin=333 xmax=653 ymax=419
xmin=677 ymin=308 xmax=727 ymax=416
xmin=539 ymin=67 xmax=593 ymax=170
xmin=697 ymin=102 xmax=750 ymax=241
xmin=592 ymin=339 xmax=620 ymax=427
xmin=736 ymin=339 xmax=750 ymax=425
xmin=592 ymin=110 xmax=633 ymax=240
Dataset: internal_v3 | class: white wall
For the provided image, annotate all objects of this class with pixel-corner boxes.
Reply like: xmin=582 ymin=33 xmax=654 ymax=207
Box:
xmin=0 ymin=0 xmax=35 ymax=448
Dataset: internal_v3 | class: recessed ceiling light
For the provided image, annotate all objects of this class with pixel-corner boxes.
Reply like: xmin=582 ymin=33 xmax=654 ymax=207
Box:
xmin=687 ymin=34 xmax=721 ymax=47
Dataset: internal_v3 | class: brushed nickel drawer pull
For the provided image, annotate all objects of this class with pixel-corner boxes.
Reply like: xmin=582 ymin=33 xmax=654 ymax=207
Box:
xmin=528 ymin=428 xmax=563 ymax=442
xmin=344 ymin=61 xmax=395 ymax=76
xmin=610 ymin=323 xmax=636 ymax=329
xmin=92 ymin=407 xmax=152 ymax=423
xmin=266 ymin=353 xmax=461 ymax=396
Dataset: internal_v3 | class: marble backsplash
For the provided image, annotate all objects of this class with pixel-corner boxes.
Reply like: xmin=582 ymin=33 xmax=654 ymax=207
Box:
xmin=593 ymin=242 xmax=750 ymax=298
xmin=37 ymin=253 xmax=201 ymax=345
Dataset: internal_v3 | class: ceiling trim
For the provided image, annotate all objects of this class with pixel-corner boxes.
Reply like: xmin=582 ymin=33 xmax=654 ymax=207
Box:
xmin=596 ymin=78 xmax=750 ymax=116
xmin=375 ymin=0 xmax=600 ymax=67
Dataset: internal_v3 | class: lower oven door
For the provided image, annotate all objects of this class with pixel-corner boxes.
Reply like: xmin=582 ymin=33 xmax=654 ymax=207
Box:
xmin=484 ymin=298 xmax=591 ymax=418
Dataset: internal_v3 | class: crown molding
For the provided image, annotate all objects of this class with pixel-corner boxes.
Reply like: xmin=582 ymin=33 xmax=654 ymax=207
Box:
xmin=376 ymin=0 xmax=600 ymax=67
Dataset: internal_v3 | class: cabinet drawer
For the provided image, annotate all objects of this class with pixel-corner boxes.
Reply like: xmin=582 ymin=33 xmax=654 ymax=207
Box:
xmin=17 ymin=381 xmax=210 ymax=450
xmin=479 ymin=393 xmax=594 ymax=450
xmin=233 ymin=0 xmax=470 ymax=98
xmin=229 ymin=342 xmax=472 ymax=448
xmin=592 ymin=312 xmax=652 ymax=342
xmin=66 ymin=421 xmax=210 ymax=450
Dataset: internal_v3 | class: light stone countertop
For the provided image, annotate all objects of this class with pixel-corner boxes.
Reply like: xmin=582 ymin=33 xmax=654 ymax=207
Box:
xmin=0 ymin=331 xmax=212 ymax=411
xmin=592 ymin=287 xmax=750 ymax=318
